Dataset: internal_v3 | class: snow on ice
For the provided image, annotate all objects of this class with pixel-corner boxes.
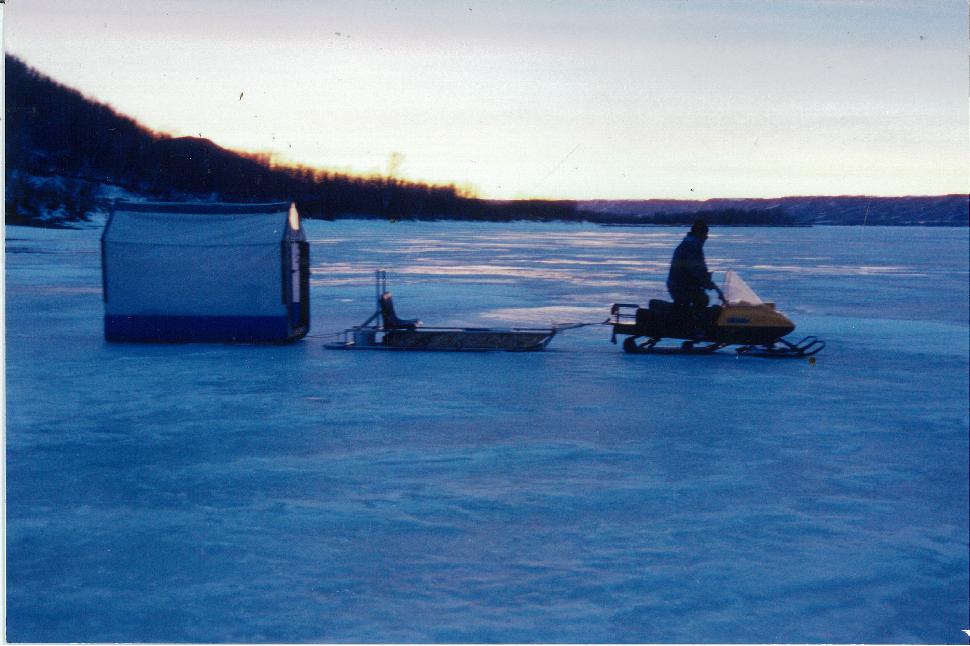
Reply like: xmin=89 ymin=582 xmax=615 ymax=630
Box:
xmin=5 ymin=219 xmax=969 ymax=642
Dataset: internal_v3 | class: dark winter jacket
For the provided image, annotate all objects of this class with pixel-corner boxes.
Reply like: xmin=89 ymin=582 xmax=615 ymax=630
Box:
xmin=666 ymin=233 xmax=715 ymax=297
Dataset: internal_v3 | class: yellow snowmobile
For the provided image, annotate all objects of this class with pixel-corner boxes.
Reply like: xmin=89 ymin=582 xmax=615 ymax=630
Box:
xmin=609 ymin=271 xmax=824 ymax=357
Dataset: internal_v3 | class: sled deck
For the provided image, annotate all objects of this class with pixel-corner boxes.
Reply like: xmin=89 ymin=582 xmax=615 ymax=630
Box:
xmin=326 ymin=326 xmax=556 ymax=352
xmin=325 ymin=270 xmax=557 ymax=352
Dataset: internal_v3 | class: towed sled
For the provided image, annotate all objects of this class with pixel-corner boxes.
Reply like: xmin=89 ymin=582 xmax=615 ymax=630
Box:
xmin=326 ymin=271 xmax=557 ymax=352
xmin=610 ymin=270 xmax=824 ymax=358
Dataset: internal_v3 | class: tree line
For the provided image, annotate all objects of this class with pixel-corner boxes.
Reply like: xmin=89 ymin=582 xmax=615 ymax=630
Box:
xmin=590 ymin=208 xmax=798 ymax=226
xmin=5 ymin=55 xmax=582 ymax=225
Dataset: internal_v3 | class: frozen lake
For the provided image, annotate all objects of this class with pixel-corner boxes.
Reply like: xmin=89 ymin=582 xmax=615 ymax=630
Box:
xmin=5 ymin=219 xmax=969 ymax=643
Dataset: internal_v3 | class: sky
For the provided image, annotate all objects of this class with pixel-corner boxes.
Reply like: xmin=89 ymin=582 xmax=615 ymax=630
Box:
xmin=3 ymin=0 xmax=968 ymax=200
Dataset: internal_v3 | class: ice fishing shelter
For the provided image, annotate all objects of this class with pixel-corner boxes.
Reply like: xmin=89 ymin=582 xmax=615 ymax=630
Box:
xmin=101 ymin=201 xmax=309 ymax=343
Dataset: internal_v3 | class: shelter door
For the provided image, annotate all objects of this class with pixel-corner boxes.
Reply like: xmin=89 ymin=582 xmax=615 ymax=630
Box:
xmin=290 ymin=243 xmax=301 ymax=304
xmin=289 ymin=242 xmax=301 ymax=325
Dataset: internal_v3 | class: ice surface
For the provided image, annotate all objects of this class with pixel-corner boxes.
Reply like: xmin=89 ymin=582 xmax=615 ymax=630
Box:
xmin=5 ymin=220 xmax=969 ymax=643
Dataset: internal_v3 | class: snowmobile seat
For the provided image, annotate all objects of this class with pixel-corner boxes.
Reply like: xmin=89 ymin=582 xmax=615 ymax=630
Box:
xmin=380 ymin=292 xmax=419 ymax=330
xmin=638 ymin=300 xmax=682 ymax=324
xmin=635 ymin=299 xmax=700 ymax=336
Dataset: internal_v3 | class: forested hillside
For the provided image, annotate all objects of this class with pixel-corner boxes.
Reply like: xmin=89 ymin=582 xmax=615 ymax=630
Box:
xmin=4 ymin=55 xmax=580 ymax=226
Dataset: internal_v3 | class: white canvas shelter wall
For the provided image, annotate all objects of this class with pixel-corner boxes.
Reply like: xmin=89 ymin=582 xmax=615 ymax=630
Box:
xmin=102 ymin=201 xmax=309 ymax=343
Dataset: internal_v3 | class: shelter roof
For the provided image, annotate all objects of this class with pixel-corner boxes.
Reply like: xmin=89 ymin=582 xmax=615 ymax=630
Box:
xmin=104 ymin=201 xmax=295 ymax=247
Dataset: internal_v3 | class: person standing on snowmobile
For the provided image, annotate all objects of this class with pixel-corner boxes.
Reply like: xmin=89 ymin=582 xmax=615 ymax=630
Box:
xmin=666 ymin=219 xmax=723 ymax=309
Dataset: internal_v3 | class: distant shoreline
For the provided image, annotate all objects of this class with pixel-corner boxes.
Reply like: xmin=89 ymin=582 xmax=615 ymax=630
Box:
xmin=597 ymin=222 xmax=814 ymax=228
xmin=6 ymin=214 xmax=969 ymax=230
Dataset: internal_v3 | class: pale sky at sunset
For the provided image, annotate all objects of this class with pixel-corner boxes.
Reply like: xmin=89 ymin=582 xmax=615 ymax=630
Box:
xmin=4 ymin=0 xmax=968 ymax=200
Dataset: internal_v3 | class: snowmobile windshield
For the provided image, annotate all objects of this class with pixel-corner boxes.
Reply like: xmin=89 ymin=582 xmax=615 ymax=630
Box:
xmin=722 ymin=270 xmax=764 ymax=305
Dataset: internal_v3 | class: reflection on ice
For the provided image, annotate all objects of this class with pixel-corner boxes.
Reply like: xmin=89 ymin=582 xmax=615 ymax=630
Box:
xmin=750 ymin=264 xmax=927 ymax=277
xmin=480 ymin=306 xmax=608 ymax=325
xmin=407 ymin=264 xmax=576 ymax=281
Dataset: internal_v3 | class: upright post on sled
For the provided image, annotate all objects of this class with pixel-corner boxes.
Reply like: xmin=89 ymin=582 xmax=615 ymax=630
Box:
xmin=375 ymin=269 xmax=380 ymax=328
xmin=376 ymin=269 xmax=389 ymax=330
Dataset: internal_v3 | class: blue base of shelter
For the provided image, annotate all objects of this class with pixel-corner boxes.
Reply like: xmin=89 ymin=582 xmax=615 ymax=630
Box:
xmin=105 ymin=315 xmax=303 ymax=343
